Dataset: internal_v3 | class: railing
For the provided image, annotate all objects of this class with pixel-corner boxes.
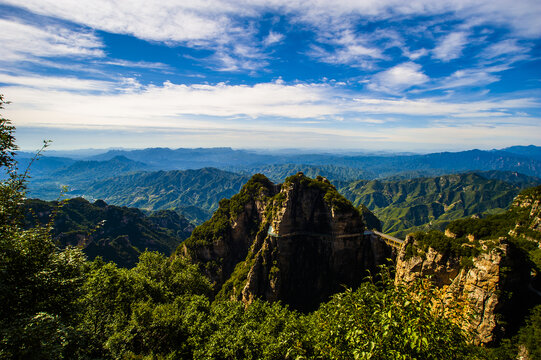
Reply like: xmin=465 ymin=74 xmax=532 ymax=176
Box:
xmin=371 ymin=230 xmax=404 ymax=248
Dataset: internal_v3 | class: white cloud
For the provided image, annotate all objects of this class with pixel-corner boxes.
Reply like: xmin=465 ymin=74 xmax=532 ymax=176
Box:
xmin=2 ymin=73 xmax=539 ymax=150
xmin=0 ymin=18 xmax=104 ymax=62
xmin=3 ymin=77 xmax=340 ymax=126
xmin=3 ymin=0 xmax=541 ymax=72
xmin=351 ymin=97 xmax=537 ymax=117
xmin=2 ymin=74 xmax=537 ymax=128
xmin=263 ymin=31 xmax=284 ymax=46
xmin=0 ymin=73 xmax=113 ymax=91
xmin=433 ymin=69 xmax=500 ymax=89
xmin=404 ymin=48 xmax=429 ymax=60
xmin=368 ymin=62 xmax=429 ymax=93
xmin=432 ymin=32 xmax=468 ymax=61
xmin=309 ymin=29 xmax=386 ymax=67
xmin=481 ymin=39 xmax=530 ymax=59
xmin=100 ymin=59 xmax=172 ymax=71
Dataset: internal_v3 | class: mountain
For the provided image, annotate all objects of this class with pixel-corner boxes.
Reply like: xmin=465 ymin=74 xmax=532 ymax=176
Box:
xmin=14 ymin=154 xmax=75 ymax=177
xmin=338 ymin=172 xmax=541 ymax=237
xmin=82 ymin=168 xmax=250 ymax=222
xmin=292 ymin=149 xmax=541 ymax=178
xmin=231 ymin=163 xmax=376 ymax=182
xmin=180 ymin=173 xmax=392 ymax=311
xmin=84 ymin=147 xmax=541 ymax=178
xmin=501 ymin=145 xmax=541 ymax=161
xmin=474 ymin=170 xmax=541 ymax=187
xmin=24 ymin=156 xmax=150 ymax=199
xmin=91 ymin=147 xmax=279 ymax=169
xmin=51 ymin=155 xmax=149 ymax=183
xmin=23 ymin=197 xmax=193 ymax=267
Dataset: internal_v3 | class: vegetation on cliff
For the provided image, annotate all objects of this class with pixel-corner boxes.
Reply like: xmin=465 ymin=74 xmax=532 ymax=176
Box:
xmin=399 ymin=184 xmax=541 ymax=356
xmin=445 ymin=185 xmax=541 ymax=268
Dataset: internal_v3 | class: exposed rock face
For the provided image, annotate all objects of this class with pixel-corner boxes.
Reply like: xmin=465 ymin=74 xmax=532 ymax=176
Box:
xmin=511 ymin=187 xmax=541 ymax=239
xmin=395 ymin=235 xmax=528 ymax=345
xmin=181 ymin=173 xmax=392 ymax=311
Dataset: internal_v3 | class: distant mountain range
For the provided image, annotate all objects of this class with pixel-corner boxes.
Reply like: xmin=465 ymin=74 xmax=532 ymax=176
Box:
xmin=19 ymin=145 xmax=541 ymax=234
xmin=18 ymin=145 xmax=541 ymax=179
xmin=499 ymin=145 xmax=541 ymax=161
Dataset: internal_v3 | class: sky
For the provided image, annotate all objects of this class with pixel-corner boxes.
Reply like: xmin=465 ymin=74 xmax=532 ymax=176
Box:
xmin=0 ymin=0 xmax=540 ymax=152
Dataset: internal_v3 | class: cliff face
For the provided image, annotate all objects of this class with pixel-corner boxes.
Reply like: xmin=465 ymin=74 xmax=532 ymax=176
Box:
xmin=510 ymin=186 xmax=541 ymax=239
xmin=394 ymin=186 xmax=541 ymax=346
xmin=395 ymin=236 xmax=515 ymax=344
xmin=182 ymin=173 xmax=392 ymax=311
xmin=396 ymin=227 xmax=534 ymax=346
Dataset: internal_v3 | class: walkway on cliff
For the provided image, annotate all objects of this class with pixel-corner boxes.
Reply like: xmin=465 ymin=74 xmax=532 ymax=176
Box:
xmin=267 ymin=225 xmax=404 ymax=249
xmin=368 ymin=230 xmax=404 ymax=249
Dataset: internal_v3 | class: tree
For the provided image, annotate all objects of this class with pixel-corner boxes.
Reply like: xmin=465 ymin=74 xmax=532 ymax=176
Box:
xmin=310 ymin=268 xmax=482 ymax=360
xmin=0 ymin=95 xmax=87 ymax=359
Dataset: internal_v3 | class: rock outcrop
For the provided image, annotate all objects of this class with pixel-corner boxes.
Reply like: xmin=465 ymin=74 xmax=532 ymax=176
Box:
xmin=396 ymin=233 xmax=531 ymax=345
xmin=181 ymin=173 xmax=392 ymax=311
xmin=510 ymin=186 xmax=541 ymax=241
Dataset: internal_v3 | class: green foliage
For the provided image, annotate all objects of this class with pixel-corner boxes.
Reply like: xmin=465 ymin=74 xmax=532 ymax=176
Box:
xmin=445 ymin=185 xmax=541 ymax=270
xmin=193 ymin=300 xmax=307 ymax=360
xmin=310 ymin=269 xmax=480 ymax=360
xmin=285 ymin=172 xmax=356 ymax=213
xmin=76 ymin=252 xmax=212 ymax=358
xmin=229 ymin=173 xmax=273 ymax=217
xmin=446 ymin=214 xmax=516 ymax=241
xmin=409 ymin=230 xmax=481 ymax=261
xmin=0 ymin=96 xmax=87 ymax=359
xmin=186 ymin=198 xmax=232 ymax=247
xmin=517 ymin=304 xmax=541 ymax=360
xmin=0 ymin=94 xmax=17 ymax=170
xmin=517 ymin=185 xmax=541 ymax=199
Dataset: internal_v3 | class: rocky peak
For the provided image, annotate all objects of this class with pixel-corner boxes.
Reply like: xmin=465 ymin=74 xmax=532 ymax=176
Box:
xmin=181 ymin=173 xmax=393 ymax=311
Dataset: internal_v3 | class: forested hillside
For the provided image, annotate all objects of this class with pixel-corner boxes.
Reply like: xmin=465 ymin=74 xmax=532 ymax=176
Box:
xmin=22 ymin=197 xmax=192 ymax=267
xmin=82 ymin=168 xmax=249 ymax=224
xmin=339 ymin=172 xmax=540 ymax=237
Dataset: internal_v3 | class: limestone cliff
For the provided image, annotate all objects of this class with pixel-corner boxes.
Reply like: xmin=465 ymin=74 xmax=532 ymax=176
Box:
xmin=395 ymin=235 xmax=525 ymax=344
xmin=181 ymin=173 xmax=392 ymax=311
xmin=395 ymin=186 xmax=541 ymax=345
xmin=509 ymin=186 xmax=541 ymax=241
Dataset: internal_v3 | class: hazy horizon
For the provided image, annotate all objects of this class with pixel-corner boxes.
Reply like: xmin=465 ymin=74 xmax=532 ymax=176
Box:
xmin=17 ymin=143 xmax=540 ymax=158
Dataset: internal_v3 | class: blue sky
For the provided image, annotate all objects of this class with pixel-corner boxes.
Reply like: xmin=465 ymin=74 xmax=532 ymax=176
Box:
xmin=0 ymin=0 xmax=540 ymax=152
